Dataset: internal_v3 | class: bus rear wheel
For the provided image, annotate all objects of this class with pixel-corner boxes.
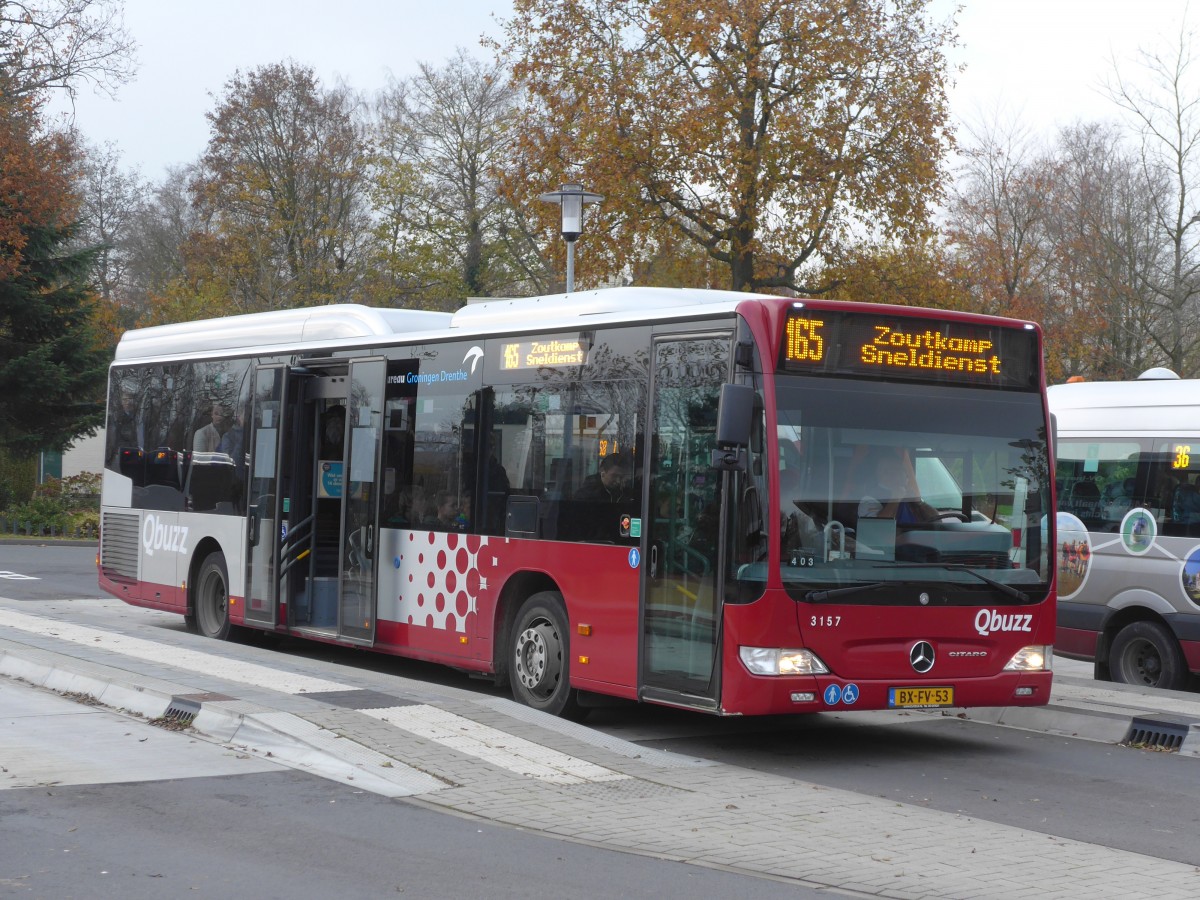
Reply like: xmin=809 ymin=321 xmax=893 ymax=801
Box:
xmin=509 ymin=592 xmax=583 ymax=719
xmin=192 ymin=552 xmax=232 ymax=641
xmin=1110 ymin=621 xmax=1186 ymax=690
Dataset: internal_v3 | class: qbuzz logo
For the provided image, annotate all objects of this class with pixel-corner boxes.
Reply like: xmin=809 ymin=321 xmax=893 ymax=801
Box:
xmin=142 ymin=513 xmax=189 ymax=557
xmin=974 ymin=609 xmax=1033 ymax=637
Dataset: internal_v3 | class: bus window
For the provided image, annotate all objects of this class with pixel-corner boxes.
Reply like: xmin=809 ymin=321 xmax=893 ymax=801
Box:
xmin=410 ymin=389 xmax=474 ymax=531
xmin=491 ymin=379 xmax=645 ymax=542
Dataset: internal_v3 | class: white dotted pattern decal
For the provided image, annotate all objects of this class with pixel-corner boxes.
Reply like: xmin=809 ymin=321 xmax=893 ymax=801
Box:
xmin=389 ymin=531 xmax=493 ymax=633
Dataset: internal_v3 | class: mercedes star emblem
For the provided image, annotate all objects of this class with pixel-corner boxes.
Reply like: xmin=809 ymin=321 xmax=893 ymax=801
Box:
xmin=910 ymin=641 xmax=935 ymax=673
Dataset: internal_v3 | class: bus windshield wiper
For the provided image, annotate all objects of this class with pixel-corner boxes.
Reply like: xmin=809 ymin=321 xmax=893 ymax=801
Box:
xmin=804 ymin=582 xmax=885 ymax=603
xmin=880 ymin=562 xmax=1030 ymax=602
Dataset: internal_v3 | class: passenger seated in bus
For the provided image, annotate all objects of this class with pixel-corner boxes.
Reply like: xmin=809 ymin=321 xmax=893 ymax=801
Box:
xmin=575 ymin=453 xmax=634 ymax=504
xmin=431 ymin=490 xmax=468 ymax=530
xmin=193 ymin=403 xmax=230 ymax=453
xmin=857 ymin=450 xmax=937 ymax=525
xmin=385 ymin=487 xmax=413 ymax=525
xmin=387 ymin=486 xmax=430 ymax=527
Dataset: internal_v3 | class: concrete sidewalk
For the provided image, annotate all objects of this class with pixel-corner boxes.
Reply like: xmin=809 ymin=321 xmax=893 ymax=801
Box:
xmin=3 ymin=602 xmax=1199 ymax=899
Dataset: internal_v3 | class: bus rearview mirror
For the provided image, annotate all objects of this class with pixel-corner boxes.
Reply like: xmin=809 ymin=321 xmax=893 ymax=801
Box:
xmin=716 ymin=383 xmax=755 ymax=449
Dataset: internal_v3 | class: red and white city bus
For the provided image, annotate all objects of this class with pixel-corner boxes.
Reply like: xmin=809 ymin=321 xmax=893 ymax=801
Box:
xmin=98 ymin=287 xmax=1055 ymax=717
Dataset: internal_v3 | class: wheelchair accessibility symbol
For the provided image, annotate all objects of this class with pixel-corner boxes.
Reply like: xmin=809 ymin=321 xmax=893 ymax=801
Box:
xmin=823 ymin=683 xmax=860 ymax=706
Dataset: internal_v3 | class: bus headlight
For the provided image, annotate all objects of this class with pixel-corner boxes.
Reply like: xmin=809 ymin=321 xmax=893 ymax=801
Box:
xmin=740 ymin=647 xmax=830 ymax=676
xmin=1003 ymin=645 xmax=1052 ymax=671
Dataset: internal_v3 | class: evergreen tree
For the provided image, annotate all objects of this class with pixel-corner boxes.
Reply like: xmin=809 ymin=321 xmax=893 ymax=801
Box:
xmin=0 ymin=219 xmax=109 ymax=456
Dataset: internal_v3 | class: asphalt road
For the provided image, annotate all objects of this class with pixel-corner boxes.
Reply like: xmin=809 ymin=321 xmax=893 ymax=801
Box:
xmin=5 ymin=542 xmax=1200 ymax=881
xmin=3 ymin=681 xmax=818 ymax=900
xmin=0 ymin=541 xmax=102 ymax=601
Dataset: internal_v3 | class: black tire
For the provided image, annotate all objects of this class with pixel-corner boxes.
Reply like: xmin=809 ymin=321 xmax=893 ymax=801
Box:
xmin=193 ymin=552 xmax=232 ymax=641
xmin=1110 ymin=621 xmax=1187 ymax=690
xmin=509 ymin=592 xmax=584 ymax=718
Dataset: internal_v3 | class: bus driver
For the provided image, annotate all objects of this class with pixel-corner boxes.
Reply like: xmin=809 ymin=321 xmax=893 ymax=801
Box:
xmin=858 ymin=450 xmax=936 ymax=525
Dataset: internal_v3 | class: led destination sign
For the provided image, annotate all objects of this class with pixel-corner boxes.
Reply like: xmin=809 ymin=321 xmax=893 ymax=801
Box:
xmin=780 ymin=309 xmax=1038 ymax=389
xmin=500 ymin=338 xmax=587 ymax=370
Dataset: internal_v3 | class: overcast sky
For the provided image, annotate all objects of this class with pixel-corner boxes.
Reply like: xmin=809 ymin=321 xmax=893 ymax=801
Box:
xmin=52 ymin=0 xmax=1194 ymax=182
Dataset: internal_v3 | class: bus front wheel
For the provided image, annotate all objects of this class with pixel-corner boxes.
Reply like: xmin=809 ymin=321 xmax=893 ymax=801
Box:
xmin=1110 ymin=621 xmax=1187 ymax=691
xmin=509 ymin=592 xmax=584 ymax=719
xmin=192 ymin=552 xmax=232 ymax=641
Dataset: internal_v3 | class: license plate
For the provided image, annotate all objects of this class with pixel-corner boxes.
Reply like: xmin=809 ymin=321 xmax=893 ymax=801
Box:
xmin=888 ymin=686 xmax=954 ymax=708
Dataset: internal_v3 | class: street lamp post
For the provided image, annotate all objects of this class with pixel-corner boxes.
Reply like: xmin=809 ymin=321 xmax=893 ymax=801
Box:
xmin=538 ymin=182 xmax=603 ymax=293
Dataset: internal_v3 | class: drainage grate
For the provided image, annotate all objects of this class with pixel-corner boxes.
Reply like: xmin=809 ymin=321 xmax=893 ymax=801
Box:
xmin=1124 ymin=714 xmax=1197 ymax=751
xmin=163 ymin=696 xmax=202 ymax=726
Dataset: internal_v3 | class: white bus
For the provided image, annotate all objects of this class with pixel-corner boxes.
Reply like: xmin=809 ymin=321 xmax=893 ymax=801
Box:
xmin=1049 ymin=368 xmax=1200 ymax=690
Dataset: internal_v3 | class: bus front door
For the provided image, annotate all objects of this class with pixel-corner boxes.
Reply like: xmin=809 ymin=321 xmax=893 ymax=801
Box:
xmin=641 ymin=334 xmax=731 ymax=710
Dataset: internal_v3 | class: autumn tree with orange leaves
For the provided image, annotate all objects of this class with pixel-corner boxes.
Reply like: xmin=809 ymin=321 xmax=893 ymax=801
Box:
xmin=176 ymin=62 xmax=370 ymax=316
xmin=497 ymin=0 xmax=957 ymax=293
xmin=820 ymin=238 xmax=973 ymax=312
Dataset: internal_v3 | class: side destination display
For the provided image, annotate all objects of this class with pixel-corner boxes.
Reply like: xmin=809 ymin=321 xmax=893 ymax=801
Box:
xmin=500 ymin=338 xmax=587 ymax=370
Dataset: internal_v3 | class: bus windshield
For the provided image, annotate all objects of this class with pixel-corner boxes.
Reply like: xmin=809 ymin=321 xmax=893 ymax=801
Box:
xmin=771 ymin=376 xmax=1051 ymax=604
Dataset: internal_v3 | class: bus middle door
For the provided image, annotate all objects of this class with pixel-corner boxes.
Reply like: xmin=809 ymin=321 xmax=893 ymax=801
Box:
xmin=244 ymin=364 xmax=287 ymax=629
xmin=337 ymin=358 xmax=386 ymax=644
